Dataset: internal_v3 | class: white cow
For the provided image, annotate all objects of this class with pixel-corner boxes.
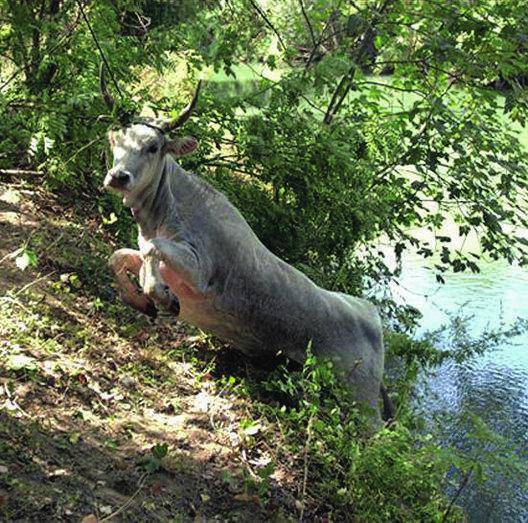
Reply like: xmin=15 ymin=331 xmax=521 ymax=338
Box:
xmin=102 ymin=77 xmax=390 ymax=422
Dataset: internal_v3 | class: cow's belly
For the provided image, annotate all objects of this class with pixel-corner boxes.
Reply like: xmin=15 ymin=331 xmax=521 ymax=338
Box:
xmin=159 ymin=261 xmax=380 ymax=364
xmin=159 ymin=262 xmax=250 ymax=344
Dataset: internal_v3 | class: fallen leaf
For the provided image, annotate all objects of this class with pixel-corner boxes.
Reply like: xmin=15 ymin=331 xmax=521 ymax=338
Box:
xmin=234 ymin=493 xmax=260 ymax=504
xmin=149 ymin=481 xmax=164 ymax=496
xmin=81 ymin=515 xmax=98 ymax=523
xmin=69 ymin=432 xmax=81 ymax=444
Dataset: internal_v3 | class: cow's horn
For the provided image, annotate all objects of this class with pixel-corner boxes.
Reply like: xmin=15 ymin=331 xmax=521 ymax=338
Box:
xmin=99 ymin=62 xmax=115 ymax=113
xmin=162 ymin=80 xmax=202 ymax=133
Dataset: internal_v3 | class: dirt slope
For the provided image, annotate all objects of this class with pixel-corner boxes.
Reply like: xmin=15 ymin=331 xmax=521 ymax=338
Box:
xmin=0 ymin=179 xmax=300 ymax=522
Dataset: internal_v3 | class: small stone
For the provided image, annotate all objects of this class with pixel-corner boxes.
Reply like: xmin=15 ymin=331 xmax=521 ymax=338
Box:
xmin=119 ymin=376 xmax=137 ymax=390
xmin=0 ymin=465 xmax=8 ymax=474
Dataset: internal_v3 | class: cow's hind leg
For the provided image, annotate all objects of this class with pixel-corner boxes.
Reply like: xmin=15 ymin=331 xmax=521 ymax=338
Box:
xmin=108 ymin=248 xmax=157 ymax=318
xmin=317 ymin=339 xmax=384 ymax=428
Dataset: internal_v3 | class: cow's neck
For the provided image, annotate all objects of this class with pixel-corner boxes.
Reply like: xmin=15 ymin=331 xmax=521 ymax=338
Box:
xmin=131 ymin=156 xmax=181 ymax=239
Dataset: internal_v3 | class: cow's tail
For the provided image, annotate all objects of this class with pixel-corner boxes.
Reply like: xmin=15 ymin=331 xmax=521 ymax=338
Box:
xmin=380 ymin=382 xmax=395 ymax=421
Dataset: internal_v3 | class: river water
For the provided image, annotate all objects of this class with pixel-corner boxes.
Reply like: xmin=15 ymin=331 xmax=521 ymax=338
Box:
xmin=392 ymin=249 xmax=528 ymax=522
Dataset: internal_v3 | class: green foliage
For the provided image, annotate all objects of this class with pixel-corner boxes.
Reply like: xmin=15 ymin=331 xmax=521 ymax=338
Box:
xmin=142 ymin=442 xmax=169 ymax=473
xmin=1 ymin=1 xmax=528 ymax=518
xmin=2 ymin=0 xmax=527 ymax=293
xmin=230 ymin=349 xmax=462 ymax=521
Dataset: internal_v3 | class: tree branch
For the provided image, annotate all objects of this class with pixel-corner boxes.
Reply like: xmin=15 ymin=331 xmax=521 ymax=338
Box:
xmin=299 ymin=0 xmax=316 ymax=49
xmin=248 ymin=0 xmax=287 ymax=53
xmin=303 ymin=2 xmax=345 ymax=71
xmin=323 ymin=1 xmax=397 ymax=125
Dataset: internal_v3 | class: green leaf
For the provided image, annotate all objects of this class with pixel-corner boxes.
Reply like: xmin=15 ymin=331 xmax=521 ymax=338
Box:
xmin=15 ymin=249 xmax=38 ymax=271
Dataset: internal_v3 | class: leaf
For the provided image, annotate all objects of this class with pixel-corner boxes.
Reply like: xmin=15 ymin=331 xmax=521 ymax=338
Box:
xmin=7 ymin=354 xmax=37 ymax=371
xmin=69 ymin=432 xmax=81 ymax=444
xmin=151 ymin=443 xmax=169 ymax=460
xmin=15 ymin=249 xmax=38 ymax=271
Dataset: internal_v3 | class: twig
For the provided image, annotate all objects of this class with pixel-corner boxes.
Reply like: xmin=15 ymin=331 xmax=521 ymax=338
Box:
xmin=248 ymin=0 xmax=288 ymax=53
xmin=63 ymin=137 xmax=103 ymax=165
xmin=299 ymin=0 xmax=316 ymax=48
xmin=304 ymin=2 xmax=343 ymax=71
xmin=442 ymin=468 xmax=473 ymax=522
xmin=100 ymin=472 xmax=149 ymax=521
xmin=0 ymin=296 xmax=30 ymax=312
xmin=323 ymin=0 xmax=397 ymax=124
xmin=245 ymin=62 xmax=325 ymax=114
xmin=14 ymin=271 xmax=56 ymax=297
xmin=299 ymin=411 xmax=315 ymax=522
xmin=76 ymin=0 xmax=124 ymax=100
xmin=0 ymin=169 xmax=41 ymax=176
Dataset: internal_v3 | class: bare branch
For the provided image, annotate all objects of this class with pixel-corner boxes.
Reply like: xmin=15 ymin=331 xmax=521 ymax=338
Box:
xmin=248 ymin=0 xmax=287 ymax=53
xmin=299 ymin=0 xmax=316 ymax=48
xmin=323 ymin=0 xmax=397 ymax=125
xmin=442 ymin=468 xmax=473 ymax=523
xmin=304 ymin=2 xmax=343 ymax=71
xmin=0 ymin=169 xmax=41 ymax=176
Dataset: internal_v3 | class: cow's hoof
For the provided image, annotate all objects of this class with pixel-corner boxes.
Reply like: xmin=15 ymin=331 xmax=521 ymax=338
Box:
xmin=158 ymin=284 xmax=180 ymax=317
xmin=145 ymin=301 xmax=158 ymax=319
xmin=168 ymin=295 xmax=180 ymax=316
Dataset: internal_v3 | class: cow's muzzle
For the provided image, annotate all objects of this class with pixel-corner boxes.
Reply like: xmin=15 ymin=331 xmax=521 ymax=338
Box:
xmin=104 ymin=169 xmax=131 ymax=189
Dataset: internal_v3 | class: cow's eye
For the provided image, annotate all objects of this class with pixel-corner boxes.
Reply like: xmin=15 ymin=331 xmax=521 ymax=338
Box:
xmin=147 ymin=144 xmax=158 ymax=154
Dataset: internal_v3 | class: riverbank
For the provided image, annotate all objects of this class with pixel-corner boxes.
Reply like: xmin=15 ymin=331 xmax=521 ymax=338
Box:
xmin=0 ymin=178 xmax=466 ymax=521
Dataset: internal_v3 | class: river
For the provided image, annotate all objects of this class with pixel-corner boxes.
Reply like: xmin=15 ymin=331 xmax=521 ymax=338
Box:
xmin=393 ymin=249 xmax=528 ymax=522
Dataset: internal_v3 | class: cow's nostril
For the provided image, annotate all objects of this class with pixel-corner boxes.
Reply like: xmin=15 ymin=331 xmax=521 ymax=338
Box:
xmin=108 ymin=170 xmax=130 ymax=188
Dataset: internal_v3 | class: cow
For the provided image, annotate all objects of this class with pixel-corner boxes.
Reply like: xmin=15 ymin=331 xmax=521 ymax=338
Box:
xmin=101 ymin=71 xmax=391 ymax=423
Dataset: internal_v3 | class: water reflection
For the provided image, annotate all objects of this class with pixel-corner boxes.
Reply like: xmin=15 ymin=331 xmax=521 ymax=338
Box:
xmin=395 ymin=252 xmax=528 ymax=521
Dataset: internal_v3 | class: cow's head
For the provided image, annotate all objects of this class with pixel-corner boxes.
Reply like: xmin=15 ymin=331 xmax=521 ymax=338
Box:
xmin=101 ymin=66 xmax=200 ymax=205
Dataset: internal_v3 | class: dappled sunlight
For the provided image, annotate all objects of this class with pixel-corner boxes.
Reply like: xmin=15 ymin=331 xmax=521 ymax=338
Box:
xmin=0 ymin=181 xmax=299 ymax=520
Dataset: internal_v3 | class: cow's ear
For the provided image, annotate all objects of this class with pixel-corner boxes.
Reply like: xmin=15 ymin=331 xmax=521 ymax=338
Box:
xmin=108 ymin=130 xmax=116 ymax=147
xmin=165 ymin=136 xmax=198 ymax=157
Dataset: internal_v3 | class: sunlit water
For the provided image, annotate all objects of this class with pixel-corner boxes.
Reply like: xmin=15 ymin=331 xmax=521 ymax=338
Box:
xmin=393 ymin=252 xmax=528 ymax=522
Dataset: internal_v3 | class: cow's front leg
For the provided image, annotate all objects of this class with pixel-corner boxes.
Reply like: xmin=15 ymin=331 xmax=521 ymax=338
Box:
xmin=141 ymin=244 xmax=181 ymax=316
xmin=108 ymin=248 xmax=157 ymax=318
xmin=147 ymin=238 xmax=207 ymax=291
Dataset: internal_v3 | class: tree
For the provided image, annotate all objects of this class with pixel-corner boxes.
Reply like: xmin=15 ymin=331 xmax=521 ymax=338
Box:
xmin=1 ymin=0 xmax=527 ymax=311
